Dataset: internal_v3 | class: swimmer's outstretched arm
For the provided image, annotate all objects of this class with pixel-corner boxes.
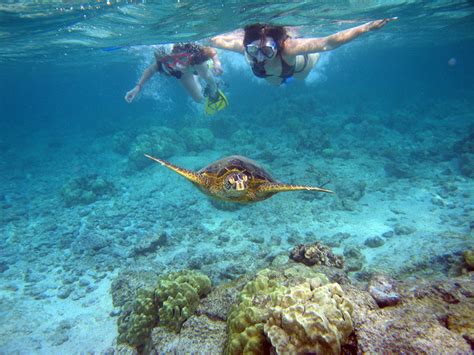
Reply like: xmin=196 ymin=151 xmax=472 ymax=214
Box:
xmin=284 ymin=17 xmax=397 ymax=56
xmin=125 ymin=63 xmax=158 ymax=103
xmin=209 ymin=30 xmax=245 ymax=54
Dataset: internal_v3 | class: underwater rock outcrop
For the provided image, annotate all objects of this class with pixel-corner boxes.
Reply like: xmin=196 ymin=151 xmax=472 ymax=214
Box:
xmin=453 ymin=132 xmax=474 ymax=177
xmin=352 ymin=276 xmax=474 ymax=353
xmin=60 ymin=174 xmax=115 ymax=206
xmin=113 ymin=259 xmax=473 ymax=354
xmin=289 ymin=242 xmax=344 ymax=268
xmin=343 ymin=245 xmax=366 ymax=272
xmin=367 ymin=274 xmax=401 ymax=307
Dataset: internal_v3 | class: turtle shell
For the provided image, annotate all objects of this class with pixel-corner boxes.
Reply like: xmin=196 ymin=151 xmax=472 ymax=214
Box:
xmin=198 ymin=155 xmax=276 ymax=183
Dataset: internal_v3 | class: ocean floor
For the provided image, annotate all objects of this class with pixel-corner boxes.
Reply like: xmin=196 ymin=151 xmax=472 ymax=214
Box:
xmin=0 ymin=92 xmax=473 ymax=353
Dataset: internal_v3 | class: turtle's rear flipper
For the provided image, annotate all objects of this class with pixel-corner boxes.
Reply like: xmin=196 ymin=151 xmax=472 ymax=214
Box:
xmin=144 ymin=154 xmax=205 ymax=186
xmin=259 ymin=183 xmax=334 ymax=194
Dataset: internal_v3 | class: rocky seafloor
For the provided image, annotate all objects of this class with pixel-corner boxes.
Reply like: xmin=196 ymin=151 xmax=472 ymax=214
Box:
xmin=0 ymin=90 xmax=473 ymax=353
xmin=113 ymin=250 xmax=474 ymax=354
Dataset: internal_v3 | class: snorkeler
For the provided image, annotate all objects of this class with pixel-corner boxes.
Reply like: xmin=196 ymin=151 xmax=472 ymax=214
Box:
xmin=209 ymin=19 xmax=396 ymax=85
xmin=125 ymin=42 xmax=228 ymax=114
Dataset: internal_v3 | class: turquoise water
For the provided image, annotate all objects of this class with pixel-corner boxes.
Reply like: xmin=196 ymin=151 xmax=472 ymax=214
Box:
xmin=1 ymin=1 xmax=473 ymax=353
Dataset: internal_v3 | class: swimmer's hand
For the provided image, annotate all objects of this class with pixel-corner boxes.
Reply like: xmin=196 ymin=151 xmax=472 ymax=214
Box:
xmin=367 ymin=17 xmax=398 ymax=31
xmin=212 ymin=64 xmax=223 ymax=76
xmin=125 ymin=85 xmax=141 ymax=103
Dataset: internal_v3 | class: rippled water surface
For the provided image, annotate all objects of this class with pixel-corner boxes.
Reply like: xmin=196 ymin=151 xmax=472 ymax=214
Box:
xmin=2 ymin=0 xmax=474 ymax=63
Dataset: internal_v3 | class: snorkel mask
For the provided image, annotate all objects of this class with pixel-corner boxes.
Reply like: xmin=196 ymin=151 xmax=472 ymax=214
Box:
xmin=245 ymin=38 xmax=277 ymax=62
xmin=160 ymin=52 xmax=193 ymax=71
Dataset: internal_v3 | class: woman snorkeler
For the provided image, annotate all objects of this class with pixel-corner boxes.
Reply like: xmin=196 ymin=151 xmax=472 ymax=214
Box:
xmin=125 ymin=42 xmax=227 ymax=113
xmin=210 ymin=19 xmax=396 ymax=85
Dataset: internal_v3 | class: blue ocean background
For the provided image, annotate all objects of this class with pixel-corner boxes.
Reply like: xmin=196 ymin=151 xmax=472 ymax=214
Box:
xmin=1 ymin=1 xmax=473 ymax=353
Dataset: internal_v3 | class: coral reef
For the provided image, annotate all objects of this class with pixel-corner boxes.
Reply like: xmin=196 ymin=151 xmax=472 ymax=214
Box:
xmin=117 ymin=288 xmax=156 ymax=347
xmin=464 ymin=249 xmax=474 ymax=270
xmin=133 ymin=262 xmax=473 ymax=354
xmin=146 ymin=315 xmax=227 ymax=354
xmin=225 ymin=272 xmax=284 ymax=354
xmin=289 ymin=242 xmax=344 ymax=268
xmin=454 ymin=132 xmax=474 ymax=177
xmin=127 ymin=126 xmax=184 ymax=169
xmin=117 ymin=270 xmax=211 ymax=348
xmin=224 ymin=265 xmax=352 ymax=355
xmin=112 ymin=130 xmax=137 ymax=155
xmin=264 ymin=282 xmax=354 ymax=354
xmin=60 ymin=174 xmax=115 ymax=206
xmin=181 ymin=127 xmax=215 ymax=152
xmin=154 ymin=270 xmax=212 ymax=332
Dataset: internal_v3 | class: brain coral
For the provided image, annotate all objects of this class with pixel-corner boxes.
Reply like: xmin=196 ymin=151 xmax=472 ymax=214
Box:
xmin=264 ymin=282 xmax=354 ymax=354
xmin=225 ymin=266 xmax=347 ymax=355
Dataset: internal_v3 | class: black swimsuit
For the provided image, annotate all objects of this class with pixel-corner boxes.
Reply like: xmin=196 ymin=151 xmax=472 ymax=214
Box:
xmin=157 ymin=61 xmax=182 ymax=79
xmin=250 ymin=54 xmax=309 ymax=83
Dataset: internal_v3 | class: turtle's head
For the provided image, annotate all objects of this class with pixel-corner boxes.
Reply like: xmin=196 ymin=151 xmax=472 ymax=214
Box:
xmin=224 ymin=172 xmax=249 ymax=196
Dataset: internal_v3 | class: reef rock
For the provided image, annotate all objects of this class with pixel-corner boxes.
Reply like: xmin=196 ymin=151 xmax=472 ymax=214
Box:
xmin=181 ymin=127 xmax=215 ymax=152
xmin=146 ymin=315 xmax=226 ymax=354
xmin=128 ymin=126 xmax=184 ymax=169
xmin=353 ymin=275 xmax=474 ymax=353
xmin=113 ymin=262 xmax=473 ymax=354
xmin=61 ymin=174 xmax=115 ymax=206
xmin=368 ymin=274 xmax=401 ymax=307
xmin=289 ymin=242 xmax=344 ymax=268
xmin=464 ymin=249 xmax=474 ymax=270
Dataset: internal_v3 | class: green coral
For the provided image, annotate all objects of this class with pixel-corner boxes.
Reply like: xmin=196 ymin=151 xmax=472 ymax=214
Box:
xmin=117 ymin=288 xmax=156 ymax=347
xmin=225 ymin=266 xmax=352 ymax=355
xmin=155 ymin=271 xmax=212 ymax=332
xmin=226 ymin=273 xmax=285 ymax=355
xmin=117 ymin=270 xmax=211 ymax=348
xmin=464 ymin=249 xmax=474 ymax=270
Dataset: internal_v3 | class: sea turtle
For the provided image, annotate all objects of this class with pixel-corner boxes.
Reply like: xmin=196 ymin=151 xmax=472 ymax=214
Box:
xmin=145 ymin=154 xmax=333 ymax=203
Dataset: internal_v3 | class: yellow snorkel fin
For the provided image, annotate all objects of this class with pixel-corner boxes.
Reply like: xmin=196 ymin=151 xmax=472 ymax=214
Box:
xmin=205 ymin=89 xmax=229 ymax=116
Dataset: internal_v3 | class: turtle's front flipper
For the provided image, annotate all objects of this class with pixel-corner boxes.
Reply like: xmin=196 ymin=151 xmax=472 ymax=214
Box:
xmin=144 ymin=154 xmax=205 ymax=187
xmin=259 ymin=183 xmax=334 ymax=195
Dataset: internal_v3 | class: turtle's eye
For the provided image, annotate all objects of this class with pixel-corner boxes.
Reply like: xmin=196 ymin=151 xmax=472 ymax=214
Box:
xmin=242 ymin=174 xmax=248 ymax=182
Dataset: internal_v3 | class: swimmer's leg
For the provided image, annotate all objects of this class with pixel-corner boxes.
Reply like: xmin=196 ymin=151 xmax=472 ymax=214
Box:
xmin=179 ymin=73 xmax=203 ymax=103
xmin=195 ymin=62 xmax=218 ymax=98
